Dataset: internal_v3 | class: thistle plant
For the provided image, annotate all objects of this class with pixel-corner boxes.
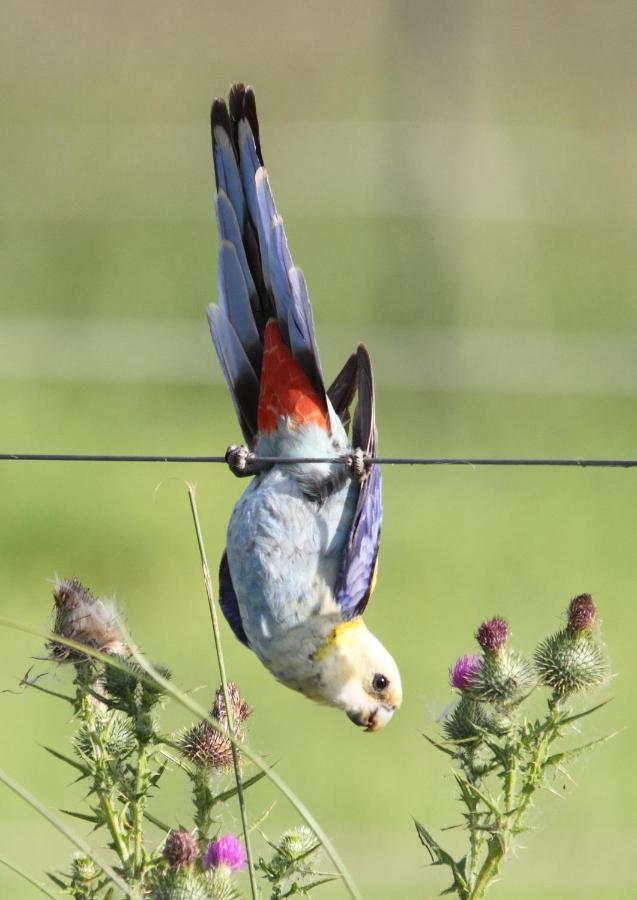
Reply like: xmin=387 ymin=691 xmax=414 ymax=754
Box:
xmin=10 ymin=575 xmax=337 ymax=900
xmin=256 ymin=827 xmax=336 ymax=898
xmin=416 ymin=596 xmax=613 ymax=899
xmin=0 ymin=489 xmax=345 ymax=900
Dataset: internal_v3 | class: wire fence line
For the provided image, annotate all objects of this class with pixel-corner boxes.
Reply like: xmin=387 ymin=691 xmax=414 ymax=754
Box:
xmin=2 ymin=453 xmax=637 ymax=469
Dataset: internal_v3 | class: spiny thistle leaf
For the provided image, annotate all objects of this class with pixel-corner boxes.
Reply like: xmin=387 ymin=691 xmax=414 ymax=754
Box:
xmin=544 ymin=731 xmax=619 ymax=769
xmin=42 ymin=745 xmax=91 ymax=776
xmin=559 ymin=698 xmax=613 ymax=726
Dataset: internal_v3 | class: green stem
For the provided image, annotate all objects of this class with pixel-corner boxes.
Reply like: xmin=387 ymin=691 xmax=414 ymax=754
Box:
xmin=79 ymin=690 xmax=130 ymax=866
xmin=132 ymin=740 xmax=147 ymax=880
xmin=464 ymin=773 xmax=480 ymax=890
xmin=469 ymin=836 xmax=503 ymax=900
xmin=511 ymin=707 xmax=561 ymax=835
xmin=187 ymin=485 xmax=260 ymax=900
xmin=504 ymin=746 xmax=517 ymax=815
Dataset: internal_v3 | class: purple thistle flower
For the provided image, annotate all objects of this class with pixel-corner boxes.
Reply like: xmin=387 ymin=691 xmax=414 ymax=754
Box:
xmin=567 ymin=594 xmax=597 ymax=635
xmin=449 ymin=654 xmax=483 ymax=691
xmin=476 ymin=617 xmax=509 ymax=653
xmin=205 ymin=835 xmax=246 ymax=872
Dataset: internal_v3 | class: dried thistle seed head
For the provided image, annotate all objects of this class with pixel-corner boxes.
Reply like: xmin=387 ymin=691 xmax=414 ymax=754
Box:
xmin=212 ymin=682 xmax=250 ymax=733
xmin=449 ymin=654 xmax=483 ymax=692
xmin=48 ymin=578 xmax=127 ymax=661
xmin=567 ymin=593 xmax=597 ymax=635
xmin=179 ymin=684 xmax=250 ymax=770
xmin=204 ymin=835 xmax=246 ymax=872
xmin=469 ymin=648 xmax=535 ymax=706
xmin=534 ymin=629 xmax=609 ymax=698
xmin=442 ymin=696 xmax=511 ymax=742
xmin=163 ymin=830 xmax=200 ymax=869
xmin=179 ymin=720 xmax=234 ymax=770
xmin=475 ymin=617 xmax=509 ymax=654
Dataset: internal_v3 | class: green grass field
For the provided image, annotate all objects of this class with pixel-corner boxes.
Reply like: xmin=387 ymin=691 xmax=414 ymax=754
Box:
xmin=2 ymin=3 xmax=636 ymax=898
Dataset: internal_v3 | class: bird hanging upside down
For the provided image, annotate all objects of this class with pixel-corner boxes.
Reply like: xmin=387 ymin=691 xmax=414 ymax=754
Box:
xmin=207 ymin=84 xmax=402 ymax=731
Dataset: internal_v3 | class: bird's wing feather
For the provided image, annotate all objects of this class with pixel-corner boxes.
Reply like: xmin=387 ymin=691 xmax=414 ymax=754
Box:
xmin=333 ymin=345 xmax=382 ymax=619
xmin=219 ymin=550 xmax=250 ymax=647
xmin=327 ymin=352 xmax=358 ymax=435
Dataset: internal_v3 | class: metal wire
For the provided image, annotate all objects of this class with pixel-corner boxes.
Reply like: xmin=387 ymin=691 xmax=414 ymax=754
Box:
xmin=2 ymin=452 xmax=637 ymax=468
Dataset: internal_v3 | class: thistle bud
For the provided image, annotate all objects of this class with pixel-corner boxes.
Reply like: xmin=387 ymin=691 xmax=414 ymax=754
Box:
xmin=443 ymin=696 xmax=511 ymax=742
xmin=163 ymin=830 xmax=200 ymax=869
xmin=534 ymin=629 xmax=608 ymax=699
xmin=567 ymin=593 xmax=597 ymax=635
xmin=277 ymin=826 xmax=318 ymax=860
xmin=48 ymin=578 xmax=127 ymax=661
xmin=469 ymin=648 xmax=535 ymax=707
xmin=449 ymin=654 xmax=483 ymax=692
xmin=104 ymin=658 xmax=170 ymax=710
xmin=70 ymin=854 xmax=99 ymax=891
xmin=476 ymin=617 xmax=509 ymax=654
xmin=73 ymin=711 xmax=135 ymax=761
xmin=205 ymin=867 xmax=237 ymax=900
xmin=149 ymin=870 xmax=210 ymax=900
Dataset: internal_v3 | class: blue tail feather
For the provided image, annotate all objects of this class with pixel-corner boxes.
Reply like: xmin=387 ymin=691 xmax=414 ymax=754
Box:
xmin=209 ymin=85 xmax=344 ymax=439
xmin=217 ymin=241 xmax=261 ymax=372
xmin=215 ymin=191 xmax=256 ymax=298
xmin=207 ymin=303 xmax=259 ymax=445
xmin=237 ymin=119 xmax=261 ymax=237
xmin=213 ymin=126 xmax=245 ymax=232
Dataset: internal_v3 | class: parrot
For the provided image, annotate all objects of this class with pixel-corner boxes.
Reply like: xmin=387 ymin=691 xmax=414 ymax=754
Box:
xmin=206 ymin=84 xmax=402 ymax=731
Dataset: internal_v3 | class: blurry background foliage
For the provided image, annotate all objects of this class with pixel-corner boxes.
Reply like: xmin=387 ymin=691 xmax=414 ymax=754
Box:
xmin=1 ymin=2 xmax=636 ymax=898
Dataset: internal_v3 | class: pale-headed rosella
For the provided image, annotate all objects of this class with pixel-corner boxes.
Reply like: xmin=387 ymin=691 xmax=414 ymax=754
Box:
xmin=206 ymin=84 xmax=401 ymax=731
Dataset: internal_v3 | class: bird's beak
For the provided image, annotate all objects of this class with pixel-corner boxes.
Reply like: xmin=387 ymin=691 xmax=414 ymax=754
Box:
xmin=347 ymin=704 xmax=397 ymax=732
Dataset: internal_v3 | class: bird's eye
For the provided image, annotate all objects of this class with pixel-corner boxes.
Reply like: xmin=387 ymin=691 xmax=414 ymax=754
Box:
xmin=372 ymin=673 xmax=389 ymax=693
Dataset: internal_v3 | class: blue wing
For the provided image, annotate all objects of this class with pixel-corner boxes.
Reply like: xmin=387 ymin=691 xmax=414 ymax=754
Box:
xmin=334 ymin=463 xmax=382 ymax=619
xmin=219 ymin=550 xmax=250 ymax=647
xmin=333 ymin=345 xmax=382 ymax=619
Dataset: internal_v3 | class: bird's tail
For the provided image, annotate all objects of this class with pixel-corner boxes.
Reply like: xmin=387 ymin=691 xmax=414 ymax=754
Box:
xmin=207 ymin=83 xmax=327 ymax=447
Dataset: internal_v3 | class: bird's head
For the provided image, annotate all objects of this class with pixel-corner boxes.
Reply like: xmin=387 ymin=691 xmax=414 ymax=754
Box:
xmin=311 ymin=618 xmax=402 ymax=731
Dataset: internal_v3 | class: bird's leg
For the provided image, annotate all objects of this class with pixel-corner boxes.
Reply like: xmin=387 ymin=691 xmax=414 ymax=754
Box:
xmin=346 ymin=448 xmax=372 ymax=485
xmin=225 ymin=444 xmax=258 ymax=478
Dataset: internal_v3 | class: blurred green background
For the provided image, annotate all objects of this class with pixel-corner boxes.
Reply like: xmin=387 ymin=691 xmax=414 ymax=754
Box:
xmin=1 ymin=1 xmax=636 ymax=897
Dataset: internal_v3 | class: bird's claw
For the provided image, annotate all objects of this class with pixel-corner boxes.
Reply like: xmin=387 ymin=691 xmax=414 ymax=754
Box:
xmin=225 ymin=444 xmax=257 ymax=478
xmin=347 ymin=448 xmax=372 ymax=484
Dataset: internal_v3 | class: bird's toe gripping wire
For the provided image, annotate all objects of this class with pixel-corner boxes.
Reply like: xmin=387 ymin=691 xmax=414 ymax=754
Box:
xmin=346 ymin=448 xmax=373 ymax=484
xmin=225 ymin=444 xmax=258 ymax=477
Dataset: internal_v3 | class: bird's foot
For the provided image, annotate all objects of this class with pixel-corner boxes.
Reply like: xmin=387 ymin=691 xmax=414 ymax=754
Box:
xmin=225 ymin=444 xmax=257 ymax=477
xmin=346 ymin=448 xmax=372 ymax=484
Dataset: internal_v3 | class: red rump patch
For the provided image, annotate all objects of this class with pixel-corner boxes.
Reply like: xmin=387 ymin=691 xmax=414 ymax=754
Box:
xmin=257 ymin=320 xmax=328 ymax=433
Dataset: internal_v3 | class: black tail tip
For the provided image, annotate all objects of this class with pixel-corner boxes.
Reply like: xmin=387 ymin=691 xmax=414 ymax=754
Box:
xmin=210 ymin=97 xmax=231 ymax=131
